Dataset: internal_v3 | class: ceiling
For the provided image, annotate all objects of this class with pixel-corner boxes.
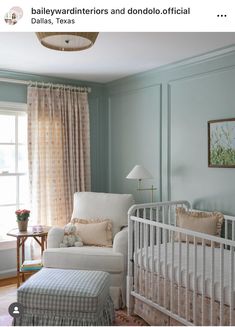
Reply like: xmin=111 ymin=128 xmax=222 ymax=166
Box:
xmin=1 ymin=32 xmax=235 ymax=83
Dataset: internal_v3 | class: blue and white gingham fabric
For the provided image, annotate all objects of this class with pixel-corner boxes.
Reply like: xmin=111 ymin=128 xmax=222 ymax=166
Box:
xmin=15 ymin=268 xmax=114 ymax=326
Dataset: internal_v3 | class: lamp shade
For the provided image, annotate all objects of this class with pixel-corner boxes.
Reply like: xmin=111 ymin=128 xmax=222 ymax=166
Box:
xmin=126 ymin=165 xmax=153 ymax=180
xmin=36 ymin=32 xmax=99 ymax=51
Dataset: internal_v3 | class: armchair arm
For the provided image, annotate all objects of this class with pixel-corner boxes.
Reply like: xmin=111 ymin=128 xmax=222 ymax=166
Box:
xmin=47 ymin=227 xmax=64 ymax=248
xmin=113 ymin=227 xmax=128 ymax=257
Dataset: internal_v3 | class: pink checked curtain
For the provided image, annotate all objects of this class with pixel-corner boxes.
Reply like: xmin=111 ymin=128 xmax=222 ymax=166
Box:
xmin=27 ymin=85 xmax=91 ymax=226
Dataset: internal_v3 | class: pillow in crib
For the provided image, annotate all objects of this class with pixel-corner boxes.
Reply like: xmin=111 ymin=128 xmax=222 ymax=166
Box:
xmin=175 ymin=208 xmax=224 ymax=244
xmin=71 ymin=218 xmax=113 ymax=247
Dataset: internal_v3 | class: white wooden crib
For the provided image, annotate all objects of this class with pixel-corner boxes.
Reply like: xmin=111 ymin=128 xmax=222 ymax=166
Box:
xmin=127 ymin=201 xmax=235 ymax=326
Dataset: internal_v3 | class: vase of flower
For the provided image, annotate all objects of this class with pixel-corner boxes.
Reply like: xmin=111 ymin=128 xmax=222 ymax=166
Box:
xmin=15 ymin=209 xmax=30 ymax=232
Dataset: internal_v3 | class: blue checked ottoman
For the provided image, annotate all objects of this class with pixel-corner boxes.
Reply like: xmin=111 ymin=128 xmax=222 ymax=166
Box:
xmin=14 ymin=268 xmax=115 ymax=326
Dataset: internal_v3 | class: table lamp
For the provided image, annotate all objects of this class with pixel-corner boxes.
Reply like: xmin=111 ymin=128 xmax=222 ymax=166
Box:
xmin=126 ymin=165 xmax=156 ymax=202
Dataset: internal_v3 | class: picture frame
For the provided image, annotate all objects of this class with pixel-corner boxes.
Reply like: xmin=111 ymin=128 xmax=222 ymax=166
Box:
xmin=208 ymin=118 xmax=235 ymax=168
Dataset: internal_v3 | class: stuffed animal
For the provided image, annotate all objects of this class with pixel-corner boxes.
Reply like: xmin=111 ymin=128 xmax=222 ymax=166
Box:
xmin=60 ymin=223 xmax=83 ymax=248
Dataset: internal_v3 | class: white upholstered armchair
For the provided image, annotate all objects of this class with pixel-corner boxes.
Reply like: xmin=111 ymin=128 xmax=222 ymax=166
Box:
xmin=43 ymin=192 xmax=135 ymax=309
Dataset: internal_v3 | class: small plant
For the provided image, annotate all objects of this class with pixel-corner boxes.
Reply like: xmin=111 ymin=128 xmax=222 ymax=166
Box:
xmin=15 ymin=209 xmax=30 ymax=221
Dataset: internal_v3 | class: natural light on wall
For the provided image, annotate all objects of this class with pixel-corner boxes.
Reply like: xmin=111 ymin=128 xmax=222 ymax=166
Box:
xmin=0 ymin=109 xmax=29 ymax=241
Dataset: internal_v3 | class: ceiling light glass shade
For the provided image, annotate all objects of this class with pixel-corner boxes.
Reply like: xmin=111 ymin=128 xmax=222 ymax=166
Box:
xmin=126 ymin=165 xmax=153 ymax=180
xmin=36 ymin=32 xmax=99 ymax=51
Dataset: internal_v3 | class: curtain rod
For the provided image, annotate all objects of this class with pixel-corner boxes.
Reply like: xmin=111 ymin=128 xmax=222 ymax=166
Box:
xmin=0 ymin=77 xmax=91 ymax=93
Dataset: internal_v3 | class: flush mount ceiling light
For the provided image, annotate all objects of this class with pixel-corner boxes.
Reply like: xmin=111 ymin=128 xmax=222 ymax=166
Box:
xmin=36 ymin=32 xmax=99 ymax=51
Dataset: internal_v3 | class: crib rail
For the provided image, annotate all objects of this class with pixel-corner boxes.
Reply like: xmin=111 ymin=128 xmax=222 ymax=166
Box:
xmin=127 ymin=201 xmax=235 ymax=326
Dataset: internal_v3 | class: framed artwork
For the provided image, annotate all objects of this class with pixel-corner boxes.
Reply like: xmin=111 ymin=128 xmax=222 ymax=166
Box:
xmin=208 ymin=118 xmax=235 ymax=168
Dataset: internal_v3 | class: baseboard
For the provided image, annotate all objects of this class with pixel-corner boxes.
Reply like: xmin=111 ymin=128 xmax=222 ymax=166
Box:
xmin=0 ymin=269 xmax=17 ymax=280
xmin=0 ymin=275 xmax=17 ymax=286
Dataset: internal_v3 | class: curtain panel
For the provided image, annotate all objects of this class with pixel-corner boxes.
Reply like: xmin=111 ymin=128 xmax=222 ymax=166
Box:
xmin=27 ymin=86 xmax=91 ymax=226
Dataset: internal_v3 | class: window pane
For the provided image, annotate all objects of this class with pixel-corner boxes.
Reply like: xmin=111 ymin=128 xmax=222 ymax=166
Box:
xmin=0 ymin=111 xmax=28 ymax=241
xmin=18 ymin=115 xmax=27 ymax=144
xmin=18 ymin=145 xmax=28 ymax=173
xmin=0 ymin=206 xmax=17 ymax=241
xmin=0 ymin=176 xmax=16 ymax=205
xmin=0 ymin=114 xmax=15 ymax=143
xmin=0 ymin=145 xmax=15 ymax=173
xmin=19 ymin=175 xmax=29 ymax=205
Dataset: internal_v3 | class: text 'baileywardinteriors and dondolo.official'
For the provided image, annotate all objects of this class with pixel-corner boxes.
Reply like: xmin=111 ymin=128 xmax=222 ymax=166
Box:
xmin=31 ymin=6 xmax=191 ymax=24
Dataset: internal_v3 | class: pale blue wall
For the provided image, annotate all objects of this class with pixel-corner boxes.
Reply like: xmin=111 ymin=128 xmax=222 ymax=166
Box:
xmin=107 ymin=83 xmax=161 ymax=203
xmin=106 ymin=46 xmax=235 ymax=215
xmin=1 ymin=46 xmax=235 ymax=215
xmin=0 ymin=70 xmax=108 ymax=193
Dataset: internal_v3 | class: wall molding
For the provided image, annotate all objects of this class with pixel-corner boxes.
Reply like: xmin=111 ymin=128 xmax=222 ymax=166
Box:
xmin=107 ymin=81 xmax=162 ymax=97
xmin=161 ymin=62 xmax=235 ymax=201
xmin=106 ymin=45 xmax=235 ymax=90
xmin=0 ymin=101 xmax=27 ymax=111
xmin=0 ymin=69 xmax=104 ymax=89
xmin=168 ymin=63 xmax=235 ymax=86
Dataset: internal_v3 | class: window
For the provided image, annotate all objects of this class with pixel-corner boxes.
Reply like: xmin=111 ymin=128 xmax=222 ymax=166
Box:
xmin=0 ymin=104 xmax=28 ymax=241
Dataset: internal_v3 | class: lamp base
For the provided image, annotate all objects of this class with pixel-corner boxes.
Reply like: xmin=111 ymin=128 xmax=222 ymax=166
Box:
xmin=137 ymin=184 xmax=157 ymax=202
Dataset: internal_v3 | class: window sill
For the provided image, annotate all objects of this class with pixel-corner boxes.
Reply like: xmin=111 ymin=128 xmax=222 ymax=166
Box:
xmin=0 ymin=240 xmax=16 ymax=250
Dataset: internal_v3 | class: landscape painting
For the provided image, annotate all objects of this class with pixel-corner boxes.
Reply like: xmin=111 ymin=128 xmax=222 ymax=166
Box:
xmin=208 ymin=118 xmax=235 ymax=168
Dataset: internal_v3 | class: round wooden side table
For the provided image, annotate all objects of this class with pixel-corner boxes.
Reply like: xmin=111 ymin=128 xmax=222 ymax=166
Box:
xmin=7 ymin=227 xmax=50 ymax=287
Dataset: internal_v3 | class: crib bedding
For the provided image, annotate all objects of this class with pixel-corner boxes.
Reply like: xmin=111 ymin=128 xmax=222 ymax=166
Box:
xmin=136 ymin=242 xmax=235 ymax=306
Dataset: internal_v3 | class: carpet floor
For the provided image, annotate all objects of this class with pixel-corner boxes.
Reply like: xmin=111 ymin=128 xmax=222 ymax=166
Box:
xmin=0 ymin=284 xmax=148 ymax=326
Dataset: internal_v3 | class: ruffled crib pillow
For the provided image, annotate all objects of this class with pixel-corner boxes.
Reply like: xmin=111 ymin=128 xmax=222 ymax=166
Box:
xmin=71 ymin=218 xmax=113 ymax=247
xmin=175 ymin=207 xmax=224 ymax=245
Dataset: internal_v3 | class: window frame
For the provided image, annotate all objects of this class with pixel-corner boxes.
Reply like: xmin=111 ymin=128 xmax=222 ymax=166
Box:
xmin=0 ymin=101 xmax=27 ymax=245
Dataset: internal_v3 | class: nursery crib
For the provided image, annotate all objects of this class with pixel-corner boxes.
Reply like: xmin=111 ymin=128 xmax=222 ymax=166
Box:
xmin=127 ymin=201 xmax=235 ymax=326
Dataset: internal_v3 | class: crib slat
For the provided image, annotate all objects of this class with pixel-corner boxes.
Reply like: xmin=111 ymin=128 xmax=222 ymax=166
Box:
xmin=156 ymin=206 xmax=159 ymax=223
xmin=186 ymin=235 xmax=189 ymax=322
xmin=164 ymin=227 xmax=168 ymax=308
xmin=220 ymin=244 xmax=224 ymax=325
xmin=150 ymin=223 xmax=154 ymax=301
xmin=201 ymin=239 xmax=206 ymax=326
xmin=211 ymin=241 xmax=215 ymax=326
xmin=225 ymin=219 xmax=228 ymax=250
xmin=143 ymin=209 xmax=148 ymax=298
xmin=157 ymin=226 xmax=161 ymax=304
xmin=174 ymin=205 xmax=177 ymax=226
xmin=150 ymin=207 xmax=153 ymax=221
xmin=178 ymin=232 xmax=182 ymax=316
xmin=136 ymin=218 xmax=140 ymax=293
xmin=168 ymin=205 xmax=170 ymax=225
xmin=140 ymin=222 xmax=143 ymax=295
xmin=163 ymin=205 xmax=166 ymax=224
xmin=171 ymin=231 xmax=174 ymax=312
xmin=193 ymin=237 xmax=197 ymax=325
xmin=230 ymin=246 xmax=234 ymax=326
xmin=232 ymin=221 xmax=235 ymax=241
xmin=134 ymin=220 xmax=138 ymax=293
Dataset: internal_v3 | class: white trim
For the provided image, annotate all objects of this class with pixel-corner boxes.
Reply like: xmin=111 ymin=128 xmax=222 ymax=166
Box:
xmin=0 ymin=240 xmax=16 ymax=250
xmin=0 ymin=101 xmax=27 ymax=112
xmin=0 ymin=77 xmax=28 ymax=86
xmin=0 ymin=268 xmax=17 ymax=280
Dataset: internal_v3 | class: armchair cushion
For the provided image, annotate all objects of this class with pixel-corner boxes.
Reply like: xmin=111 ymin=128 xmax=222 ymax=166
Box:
xmin=73 ymin=219 xmax=113 ymax=247
xmin=113 ymin=227 xmax=128 ymax=272
xmin=43 ymin=247 xmax=124 ymax=273
xmin=47 ymin=227 xmax=64 ymax=248
xmin=71 ymin=192 xmax=135 ymax=236
xmin=113 ymin=227 xmax=128 ymax=256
